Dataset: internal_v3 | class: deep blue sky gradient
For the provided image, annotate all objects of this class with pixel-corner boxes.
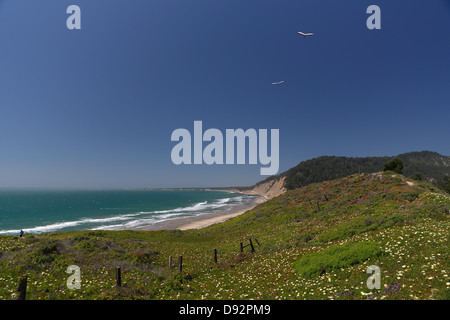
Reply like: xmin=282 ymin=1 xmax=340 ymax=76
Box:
xmin=0 ymin=0 xmax=449 ymax=188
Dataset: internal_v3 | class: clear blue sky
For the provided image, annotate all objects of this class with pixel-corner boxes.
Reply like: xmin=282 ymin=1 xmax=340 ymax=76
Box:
xmin=0 ymin=0 xmax=449 ymax=188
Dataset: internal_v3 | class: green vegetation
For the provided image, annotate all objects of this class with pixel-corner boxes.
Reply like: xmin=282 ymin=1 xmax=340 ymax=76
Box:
xmin=383 ymin=157 xmax=404 ymax=174
xmin=0 ymin=172 xmax=449 ymax=300
xmin=316 ymin=213 xmax=406 ymax=243
xmin=437 ymin=176 xmax=450 ymax=194
xmin=293 ymin=241 xmax=383 ymax=279
xmin=409 ymin=173 xmax=423 ymax=181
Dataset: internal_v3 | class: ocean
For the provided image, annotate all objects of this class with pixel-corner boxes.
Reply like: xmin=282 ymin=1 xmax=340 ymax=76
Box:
xmin=0 ymin=189 xmax=257 ymax=235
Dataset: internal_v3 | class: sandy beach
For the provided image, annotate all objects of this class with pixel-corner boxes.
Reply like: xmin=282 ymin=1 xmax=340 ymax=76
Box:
xmin=135 ymin=195 xmax=266 ymax=231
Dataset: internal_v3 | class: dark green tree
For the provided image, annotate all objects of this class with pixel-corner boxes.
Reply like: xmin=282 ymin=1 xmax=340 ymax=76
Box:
xmin=383 ymin=157 xmax=404 ymax=174
xmin=410 ymin=173 xmax=422 ymax=181
xmin=437 ymin=176 xmax=450 ymax=194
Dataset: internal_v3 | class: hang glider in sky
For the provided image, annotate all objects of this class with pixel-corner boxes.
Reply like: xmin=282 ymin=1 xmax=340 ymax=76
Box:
xmin=297 ymin=31 xmax=314 ymax=37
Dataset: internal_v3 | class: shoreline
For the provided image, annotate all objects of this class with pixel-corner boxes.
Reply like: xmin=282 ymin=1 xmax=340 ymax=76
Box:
xmin=0 ymin=190 xmax=269 ymax=236
xmin=134 ymin=195 xmax=266 ymax=231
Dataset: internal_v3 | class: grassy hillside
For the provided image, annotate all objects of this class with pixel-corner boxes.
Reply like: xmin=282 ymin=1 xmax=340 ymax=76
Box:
xmin=0 ymin=172 xmax=449 ymax=300
xmin=256 ymin=151 xmax=450 ymax=191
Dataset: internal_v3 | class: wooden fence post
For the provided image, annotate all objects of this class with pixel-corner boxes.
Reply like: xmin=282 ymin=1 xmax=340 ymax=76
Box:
xmin=169 ymin=255 xmax=173 ymax=268
xmin=178 ymin=255 xmax=183 ymax=273
xmin=240 ymin=242 xmax=243 ymax=253
xmin=17 ymin=275 xmax=27 ymax=300
xmin=249 ymin=238 xmax=255 ymax=253
xmin=214 ymin=248 xmax=217 ymax=263
xmin=116 ymin=267 xmax=122 ymax=287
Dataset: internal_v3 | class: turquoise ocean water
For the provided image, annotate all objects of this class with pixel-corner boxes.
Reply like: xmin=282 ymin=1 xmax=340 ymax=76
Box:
xmin=0 ymin=189 xmax=256 ymax=235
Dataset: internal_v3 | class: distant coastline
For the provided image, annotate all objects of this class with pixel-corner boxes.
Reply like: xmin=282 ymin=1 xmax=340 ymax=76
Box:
xmin=133 ymin=186 xmax=253 ymax=192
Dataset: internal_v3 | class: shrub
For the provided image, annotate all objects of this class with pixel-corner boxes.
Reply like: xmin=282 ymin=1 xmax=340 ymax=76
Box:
xmin=383 ymin=157 xmax=404 ymax=174
xmin=437 ymin=176 xmax=450 ymax=194
xmin=403 ymin=191 xmax=420 ymax=202
xmin=409 ymin=173 xmax=422 ymax=181
xmin=126 ymin=249 xmax=159 ymax=265
xmin=293 ymin=241 xmax=383 ymax=278
xmin=161 ymin=273 xmax=191 ymax=294
xmin=296 ymin=231 xmax=316 ymax=244
xmin=31 ymin=240 xmax=64 ymax=264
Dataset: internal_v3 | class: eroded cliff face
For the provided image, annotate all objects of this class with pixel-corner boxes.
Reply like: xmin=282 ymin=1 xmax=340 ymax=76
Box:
xmin=243 ymin=176 xmax=287 ymax=200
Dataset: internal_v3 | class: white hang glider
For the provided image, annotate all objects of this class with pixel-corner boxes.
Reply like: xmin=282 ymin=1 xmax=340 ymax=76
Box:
xmin=272 ymin=81 xmax=285 ymax=85
xmin=297 ymin=31 xmax=314 ymax=37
